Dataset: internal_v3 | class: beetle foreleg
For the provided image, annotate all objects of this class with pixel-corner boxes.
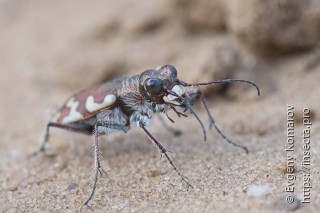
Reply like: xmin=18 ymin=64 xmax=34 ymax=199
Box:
xmin=139 ymin=122 xmax=193 ymax=190
xmin=199 ymin=92 xmax=249 ymax=154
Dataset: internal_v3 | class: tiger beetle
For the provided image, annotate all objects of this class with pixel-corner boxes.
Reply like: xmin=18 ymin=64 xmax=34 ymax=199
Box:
xmin=30 ymin=65 xmax=260 ymax=210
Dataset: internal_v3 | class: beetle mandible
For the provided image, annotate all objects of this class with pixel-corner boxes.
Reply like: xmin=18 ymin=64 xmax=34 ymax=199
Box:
xmin=31 ymin=65 xmax=260 ymax=210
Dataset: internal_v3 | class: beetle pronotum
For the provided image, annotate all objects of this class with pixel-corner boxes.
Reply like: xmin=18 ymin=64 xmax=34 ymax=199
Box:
xmin=31 ymin=65 xmax=260 ymax=210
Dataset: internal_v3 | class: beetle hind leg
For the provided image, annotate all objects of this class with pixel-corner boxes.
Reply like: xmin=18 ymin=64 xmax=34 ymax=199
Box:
xmin=29 ymin=122 xmax=93 ymax=158
xmin=28 ymin=122 xmax=53 ymax=158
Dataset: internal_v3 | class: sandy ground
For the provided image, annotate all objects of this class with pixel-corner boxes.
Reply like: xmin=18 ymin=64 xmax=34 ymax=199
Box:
xmin=0 ymin=1 xmax=319 ymax=213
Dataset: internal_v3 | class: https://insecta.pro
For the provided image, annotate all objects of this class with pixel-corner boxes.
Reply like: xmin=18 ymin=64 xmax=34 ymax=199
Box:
xmin=31 ymin=65 xmax=260 ymax=210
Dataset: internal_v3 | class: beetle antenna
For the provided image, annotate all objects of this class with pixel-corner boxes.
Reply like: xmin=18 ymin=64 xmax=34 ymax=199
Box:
xmin=179 ymin=79 xmax=260 ymax=96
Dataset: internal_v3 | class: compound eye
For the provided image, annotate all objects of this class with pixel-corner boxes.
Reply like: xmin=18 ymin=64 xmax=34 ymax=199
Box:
xmin=164 ymin=65 xmax=177 ymax=77
xmin=144 ymin=78 xmax=163 ymax=95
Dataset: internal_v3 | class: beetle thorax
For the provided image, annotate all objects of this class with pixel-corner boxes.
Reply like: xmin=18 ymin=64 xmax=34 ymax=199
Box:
xmin=118 ymin=76 xmax=164 ymax=127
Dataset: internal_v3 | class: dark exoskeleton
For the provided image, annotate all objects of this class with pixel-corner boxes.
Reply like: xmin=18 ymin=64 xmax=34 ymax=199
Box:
xmin=31 ymin=65 xmax=260 ymax=210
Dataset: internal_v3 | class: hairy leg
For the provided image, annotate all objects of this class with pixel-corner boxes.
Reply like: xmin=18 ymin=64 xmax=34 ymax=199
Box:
xmin=79 ymin=123 xmax=105 ymax=211
xmin=80 ymin=121 xmax=129 ymax=210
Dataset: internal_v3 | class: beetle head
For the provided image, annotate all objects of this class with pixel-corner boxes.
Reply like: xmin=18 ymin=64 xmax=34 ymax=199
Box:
xmin=139 ymin=65 xmax=188 ymax=106
xmin=139 ymin=65 xmax=260 ymax=145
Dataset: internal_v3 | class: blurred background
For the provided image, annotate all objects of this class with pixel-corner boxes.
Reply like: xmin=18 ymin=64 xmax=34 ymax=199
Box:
xmin=0 ymin=0 xmax=319 ymax=212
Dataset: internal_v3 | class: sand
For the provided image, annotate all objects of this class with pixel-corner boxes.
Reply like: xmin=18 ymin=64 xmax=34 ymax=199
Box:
xmin=0 ymin=1 xmax=319 ymax=212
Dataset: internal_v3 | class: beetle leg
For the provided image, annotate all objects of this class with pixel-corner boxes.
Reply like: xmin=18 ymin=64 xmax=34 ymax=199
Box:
xmin=199 ymin=91 xmax=249 ymax=154
xmin=80 ymin=123 xmax=106 ymax=211
xmin=29 ymin=122 xmax=92 ymax=158
xmin=80 ymin=121 xmax=130 ymax=210
xmin=139 ymin=122 xmax=193 ymax=190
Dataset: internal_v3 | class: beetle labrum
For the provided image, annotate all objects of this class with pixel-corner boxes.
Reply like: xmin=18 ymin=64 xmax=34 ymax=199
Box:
xmin=31 ymin=65 xmax=260 ymax=210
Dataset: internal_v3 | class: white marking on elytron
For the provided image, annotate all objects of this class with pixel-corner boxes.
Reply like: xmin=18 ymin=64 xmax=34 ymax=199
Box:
xmin=85 ymin=94 xmax=116 ymax=113
xmin=163 ymin=85 xmax=186 ymax=105
xmin=61 ymin=97 xmax=84 ymax=124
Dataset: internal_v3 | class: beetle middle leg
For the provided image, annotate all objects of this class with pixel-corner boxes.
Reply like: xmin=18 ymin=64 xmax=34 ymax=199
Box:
xmin=139 ymin=122 xmax=193 ymax=190
xmin=80 ymin=123 xmax=104 ymax=211
xmin=80 ymin=120 xmax=129 ymax=210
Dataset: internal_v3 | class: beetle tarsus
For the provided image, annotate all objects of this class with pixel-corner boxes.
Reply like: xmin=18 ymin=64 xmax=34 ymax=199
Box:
xmin=180 ymin=175 xmax=193 ymax=190
xmin=79 ymin=202 xmax=93 ymax=212
xmin=98 ymin=168 xmax=108 ymax=177
xmin=79 ymin=169 xmax=98 ymax=212
xmin=162 ymin=152 xmax=193 ymax=189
